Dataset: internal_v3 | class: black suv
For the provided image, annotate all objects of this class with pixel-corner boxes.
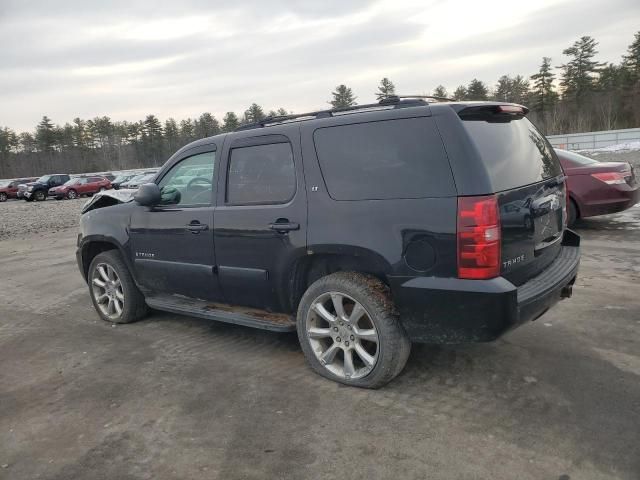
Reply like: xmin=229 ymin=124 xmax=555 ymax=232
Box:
xmin=77 ymin=97 xmax=580 ymax=388
xmin=24 ymin=174 xmax=71 ymax=201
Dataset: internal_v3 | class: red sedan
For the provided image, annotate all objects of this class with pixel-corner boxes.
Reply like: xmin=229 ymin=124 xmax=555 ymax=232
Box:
xmin=555 ymin=149 xmax=639 ymax=225
xmin=49 ymin=176 xmax=112 ymax=200
xmin=0 ymin=177 xmax=37 ymax=202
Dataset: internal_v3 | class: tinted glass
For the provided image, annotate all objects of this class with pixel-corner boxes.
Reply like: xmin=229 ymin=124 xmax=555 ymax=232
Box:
xmin=557 ymin=149 xmax=598 ymax=166
xmin=313 ymin=117 xmax=455 ymax=200
xmin=158 ymin=151 xmax=215 ymax=205
xmin=463 ymin=117 xmax=562 ymax=191
xmin=36 ymin=175 xmax=52 ymax=183
xmin=227 ymin=142 xmax=295 ymax=204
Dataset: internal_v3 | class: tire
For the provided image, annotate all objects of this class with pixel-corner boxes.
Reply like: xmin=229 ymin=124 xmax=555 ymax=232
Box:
xmin=568 ymin=198 xmax=578 ymax=227
xmin=88 ymin=250 xmax=148 ymax=324
xmin=297 ymin=272 xmax=411 ymax=389
xmin=66 ymin=189 xmax=78 ymax=200
xmin=0 ymin=193 xmax=6 ymax=202
xmin=34 ymin=190 xmax=46 ymax=201
xmin=99 ymin=187 xmax=106 ymax=192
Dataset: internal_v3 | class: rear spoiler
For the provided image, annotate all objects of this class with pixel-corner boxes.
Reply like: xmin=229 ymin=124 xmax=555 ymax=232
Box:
xmin=457 ymin=104 xmax=529 ymax=121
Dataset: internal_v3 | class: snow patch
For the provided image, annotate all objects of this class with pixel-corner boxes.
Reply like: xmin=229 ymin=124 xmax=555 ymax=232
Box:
xmin=578 ymin=141 xmax=640 ymax=153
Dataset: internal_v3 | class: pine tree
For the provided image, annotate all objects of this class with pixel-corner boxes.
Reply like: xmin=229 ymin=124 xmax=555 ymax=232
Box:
xmin=375 ymin=78 xmax=396 ymax=100
xmin=530 ymin=57 xmax=558 ymax=118
xmin=432 ymin=85 xmax=448 ymax=98
xmin=494 ymin=75 xmax=530 ymax=103
xmin=622 ymin=31 xmax=640 ymax=81
xmin=35 ymin=116 xmax=56 ymax=152
xmin=222 ymin=112 xmax=240 ymax=132
xmin=164 ymin=118 xmax=180 ymax=152
xmin=466 ymin=79 xmax=489 ymax=100
xmin=559 ymin=36 xmax=603 ymax=105
xmin=195 ymin=112 xmax=220 ymax=138
xmin=179 ymin=119 xmax=195 ymax=144
xmin=330 ymin=84 xmax=357 ymax=108
xmin=244 ymin=103 xmax=265 ymax=124
xmin=453 ymin=85 xmax=467 ymax=100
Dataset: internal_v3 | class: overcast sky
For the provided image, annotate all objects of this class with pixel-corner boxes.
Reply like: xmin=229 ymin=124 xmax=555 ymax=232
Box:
xmin=1 ymin=0 xmax=639 ymax=131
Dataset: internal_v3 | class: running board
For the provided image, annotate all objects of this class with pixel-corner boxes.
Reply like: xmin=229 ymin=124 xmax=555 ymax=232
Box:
xmin=145 ymin=295 xmax=296 ymax=332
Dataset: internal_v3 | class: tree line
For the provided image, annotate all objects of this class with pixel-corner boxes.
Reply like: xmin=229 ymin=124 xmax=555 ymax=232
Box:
xmin=1 ymin=32 xmax=639 ymax=178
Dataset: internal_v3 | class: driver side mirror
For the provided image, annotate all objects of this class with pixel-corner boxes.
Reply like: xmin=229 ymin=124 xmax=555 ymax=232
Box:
xmin=134 ymin=183 xmax=161 ymax=207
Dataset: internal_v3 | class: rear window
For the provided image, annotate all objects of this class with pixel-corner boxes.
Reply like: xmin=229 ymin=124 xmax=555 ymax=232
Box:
xmin=463 ymin=117 xmax=562 ymax=192
xmin=313 ymin=117 xmax=455 ymax=200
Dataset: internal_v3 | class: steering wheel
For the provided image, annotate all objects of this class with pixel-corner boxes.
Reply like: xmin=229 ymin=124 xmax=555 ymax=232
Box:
xmin=186 ymin=176 xmax=212 ymax=203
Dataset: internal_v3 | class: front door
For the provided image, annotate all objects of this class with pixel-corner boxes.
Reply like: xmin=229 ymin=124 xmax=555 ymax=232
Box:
xmin=214 ymin=128 xmax=307 ymax=311
xmin=129 ymin=146 xmax=224 ymax=301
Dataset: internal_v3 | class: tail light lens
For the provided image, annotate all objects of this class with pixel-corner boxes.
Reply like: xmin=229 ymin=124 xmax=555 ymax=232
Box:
xmin=591 ymin=172 xmax=626 ymax=185
xmin=457 ymin=195 xmax=501 ymax=280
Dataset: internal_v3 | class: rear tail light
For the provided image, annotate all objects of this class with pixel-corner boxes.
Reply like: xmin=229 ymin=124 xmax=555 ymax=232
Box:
xmin=591 ymin=172 xmax=627 ymax=185
xmin=457 ymin=195 xmax=501 ymax=280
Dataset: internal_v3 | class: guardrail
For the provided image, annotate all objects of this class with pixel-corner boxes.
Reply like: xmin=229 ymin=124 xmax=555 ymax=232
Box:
xmin=546 ymin=128 xmax=640 ymax=150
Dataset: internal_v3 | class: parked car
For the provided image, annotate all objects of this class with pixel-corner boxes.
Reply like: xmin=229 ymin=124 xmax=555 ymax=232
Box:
xmin=120 ymin=173 xmax=156 ymax=190
xmin=23 ymin=174 xmax=71 ymax=201
xmin=111 ymin=173 xmax=139 ymax=190
xmin=0 ymin=177 xmax=37 ymax=202
xmin=49 ymin=176 xmax=112 ymax=200
xmin=555 ymin=149 xmax=639 ymax=225
xmin=77 ymin=98 xmax=580 ymax=388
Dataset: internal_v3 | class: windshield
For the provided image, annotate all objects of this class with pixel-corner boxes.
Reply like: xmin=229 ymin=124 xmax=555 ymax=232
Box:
xmin=0 ymin=181 xmax=10 ymax=187
xmin=125 ymin=175 xmax=144 ymax=184
xmin=63 ymin=178 xmax=80 ymax=186
xmin=36 ymin=175 xmax=52 ymax=183
xmin=556 ymin=149 xmax=599 ymax=166
xmin=114 ymin=174 xmax=132 ymax=183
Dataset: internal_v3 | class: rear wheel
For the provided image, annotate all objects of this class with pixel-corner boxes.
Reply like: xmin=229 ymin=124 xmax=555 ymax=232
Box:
xmin=297 ymin=272 xmax=411 ymax=389
xmin=0 ymin=192 xmax=7 ymax=202
xmin=88 ymin=250 xmax=148 ymax=324
xmin=34 ymin=190 xmax=46 ymax=201
xmin=67 ymin=189 xmax=78 ymax=200
xmin=568 ymin=198 xmax=578 ymax=226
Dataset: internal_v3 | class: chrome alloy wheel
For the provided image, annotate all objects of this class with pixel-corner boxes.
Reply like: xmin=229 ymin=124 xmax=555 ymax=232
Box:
xmin=306 ymin=292 xmax=379 ymax=380
xmin=91 ymin=263 xmax=125 ymax=320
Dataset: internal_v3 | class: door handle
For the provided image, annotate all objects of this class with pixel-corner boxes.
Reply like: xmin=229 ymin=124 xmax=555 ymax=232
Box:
xmin=269 ymin=221 xmax=300 ymax=233
xmin=186 ymin=222 xmax=209 ymax=233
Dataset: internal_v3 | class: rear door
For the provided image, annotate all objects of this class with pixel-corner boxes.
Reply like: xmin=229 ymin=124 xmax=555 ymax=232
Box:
xmin=214 ymin=126 xmax=307 ymax=311
xmin=459 ymin=111 xmax=565 ymax=285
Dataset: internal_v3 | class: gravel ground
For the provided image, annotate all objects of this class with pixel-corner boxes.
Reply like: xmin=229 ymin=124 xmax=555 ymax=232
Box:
xmin=0 ymin=198 xmax=639 ymax=478
xmin=0 ymin=198 xmax=84 ymax=241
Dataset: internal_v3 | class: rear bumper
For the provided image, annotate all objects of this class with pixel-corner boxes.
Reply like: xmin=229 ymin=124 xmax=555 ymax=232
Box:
xmin=391 ymin=230 xmax=580 ymax=343
xmin=580 ymin=183 xmax=639 ymax=218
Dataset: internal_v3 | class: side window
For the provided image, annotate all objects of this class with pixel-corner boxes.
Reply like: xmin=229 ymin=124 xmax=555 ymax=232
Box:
xmin=226 ymin=142 xmax=296 ymax=205
xmin=313 ymin=117 xmax=456 ymax=200
xmin=158 ymin=151 xmax=215 ymax=206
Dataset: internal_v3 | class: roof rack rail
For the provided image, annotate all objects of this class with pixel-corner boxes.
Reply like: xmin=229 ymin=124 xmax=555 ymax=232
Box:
xmin=234 ymin=96 xmax=433 ymax=132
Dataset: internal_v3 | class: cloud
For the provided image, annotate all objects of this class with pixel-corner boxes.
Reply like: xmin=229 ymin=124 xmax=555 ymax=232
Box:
xmin=0 ymin=0 xmax=638 ymax=131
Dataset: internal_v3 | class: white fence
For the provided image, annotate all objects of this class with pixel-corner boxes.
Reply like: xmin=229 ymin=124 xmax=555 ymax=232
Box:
xmin=546 ymin=128 xmax=640 ymax=150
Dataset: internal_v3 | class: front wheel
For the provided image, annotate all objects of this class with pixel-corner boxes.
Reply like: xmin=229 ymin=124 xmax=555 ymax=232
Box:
xmin=88 ymin=250 xmax=148 ymax=324
xmin=0 ymin=192 xmax=7 ymax=202
xmin=297 ymin=272 xmax=411 ymax=389
xmin=34 ymin=191 xmax=46 ymax=201
xmin=66 ymin=189 xmax=78 ymax=200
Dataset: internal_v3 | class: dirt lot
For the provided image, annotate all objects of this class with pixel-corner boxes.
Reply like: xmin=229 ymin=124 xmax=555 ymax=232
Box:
xmin=0 ymin=199 xmax=639 ymax=480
